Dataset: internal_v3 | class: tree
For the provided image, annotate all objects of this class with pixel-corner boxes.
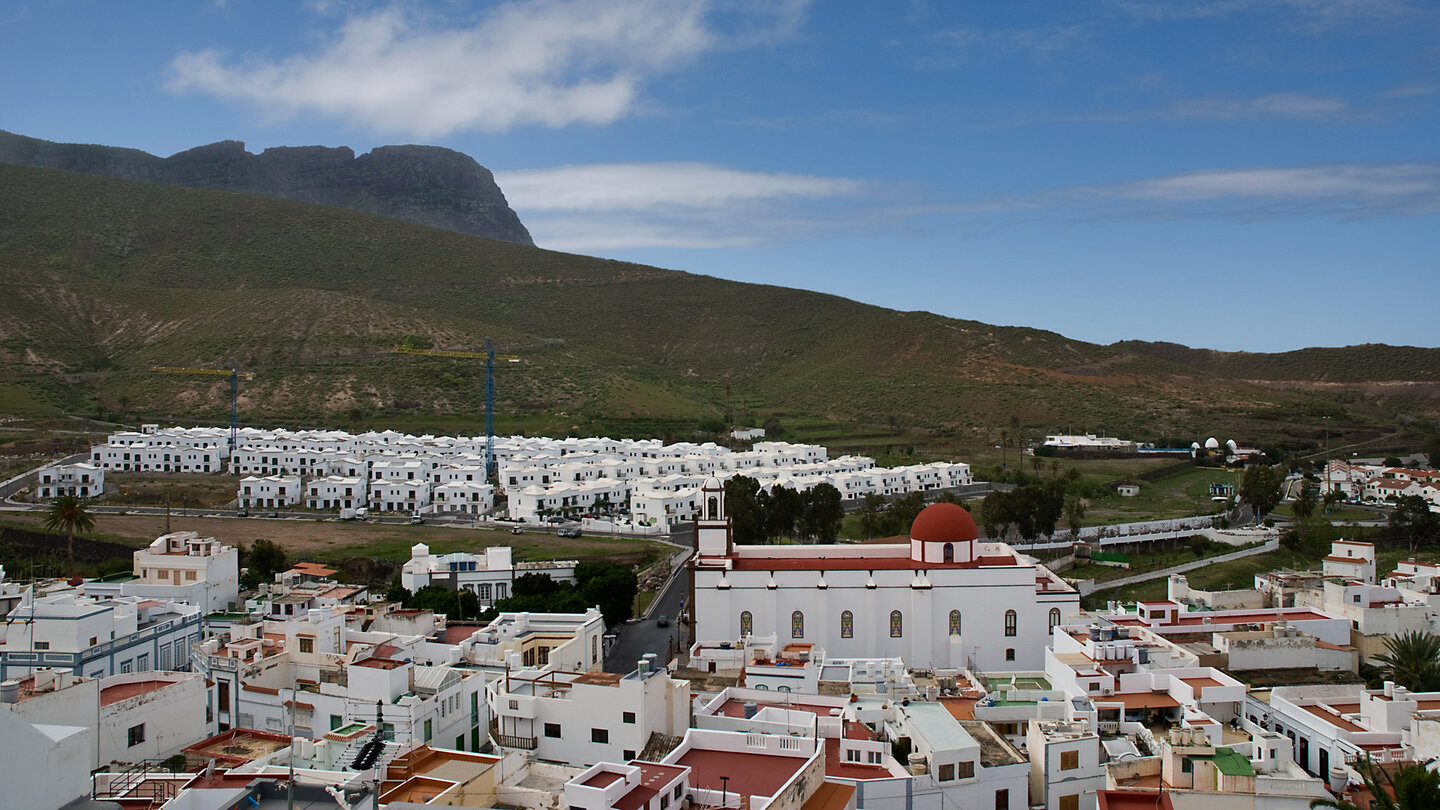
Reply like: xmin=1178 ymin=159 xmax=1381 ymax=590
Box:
xmin=766 ymin=486 xmax=803 ymax=540
xmin=885 ymin=491 xmax=927 ymax=537
xmin=1322 ymin=488 xmax=1345 ymax=513
xmin=1292 ymin=484 xmax=1318 ymax=522
xmin=800 ymin=483 xmax=844 ymax=543
xmin=1239 ymin=464 xmax=1284 ymax=517
xmin=1309 ymin=756 xmax=1440 ymax=810
xmin=576 ymin=562 xmax=638 ymax=627
xmin=513 ymin=572 xmax=561 ymax=597
xmin=857 ymin=494 xmax=886 ymax=539
xmin=44 ymin=495 xmax=95 ymax=577
xmin=240 ymin=538 xmax=289 ymax=589
xmin=1374 ymin=630 xmax=1440 ymax=693
xmin=1063 ymin=495 xmax=1085 ymax=536
xmin=724 ymin=476 xmax=767 ymax=544
xmin=1422 ymin=434 xmax=1440 ymax=469
xmin=1390 ymin=495 xmax=1440 ymax=553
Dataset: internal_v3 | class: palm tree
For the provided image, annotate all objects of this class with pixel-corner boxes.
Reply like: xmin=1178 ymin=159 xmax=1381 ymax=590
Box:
xmin=1293 ymin=484 xmax=1319 ymax=522
xmin=44 ymin=495 xmax=95 ymax=577
xmin=1374 ymin=630 xmax=1440 ymax=693
xmin=1310 ymin=757 xmax=1440 ymax=809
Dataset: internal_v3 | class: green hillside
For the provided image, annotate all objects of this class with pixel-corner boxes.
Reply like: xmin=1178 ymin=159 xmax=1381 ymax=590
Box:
xmin=1 ymin=162 xmax=1435 ymax=452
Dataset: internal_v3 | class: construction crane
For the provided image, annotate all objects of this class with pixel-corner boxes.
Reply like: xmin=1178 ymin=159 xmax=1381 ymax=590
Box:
xmin=150 ymin=364 xmax=254 ymax=458
xmin=390 ymin=341 xmax=519 ymax=478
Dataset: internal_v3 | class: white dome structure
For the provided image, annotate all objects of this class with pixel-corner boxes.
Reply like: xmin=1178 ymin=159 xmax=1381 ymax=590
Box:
xmin=1205 ymin=437 xmax=1220 ymax=451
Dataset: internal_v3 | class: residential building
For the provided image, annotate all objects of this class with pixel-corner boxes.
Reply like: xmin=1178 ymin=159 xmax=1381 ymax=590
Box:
xmin=82 ymin=531 xmax=240 ymax=613
xmin=237 ymin=474 xmax=301 ymax=509
xmin=35 ymin=462 xmax=104 ymax=500
xmin=1 ymin=593 xmax=202 ymax=680
xmin=402 ymin=544 xmax=576 ymax=610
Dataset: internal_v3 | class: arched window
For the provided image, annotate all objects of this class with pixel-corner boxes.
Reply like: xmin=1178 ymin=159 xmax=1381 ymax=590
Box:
xmin=890 ymin=610 xmax=903 ymax=638
xmin=777 ymin=685 xmax=791 ymax=693
xmin=708 ymin=496 xmax=719 ymax=518
xmin=755 ymin=684 xmax=769 ymax=691
xmin=841 ymin=611 xmax=854 ymax=639
xmin=1004 ymin=610 xmax=1018 ymax=637
xmin=949 ymin=610 xmax=962 ymax=636
xmin=943 ymin=543 xmax=954 ymax=563
xmin=1049 ymin=608 xmax=1062 ymax=635
xmin=792 ymin=610 xmax=805 ymax=639
xmin=740 ymin=611 xmax=753 ymax=637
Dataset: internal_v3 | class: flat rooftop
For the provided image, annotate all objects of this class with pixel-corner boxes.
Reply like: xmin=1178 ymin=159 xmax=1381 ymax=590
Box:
xmin=674 ymin=747 xmax=808 ymax=799
xmin=100 ymin=678 xmax=174 ymax=707
xmin=901 ymin=701 xmax=978 ymax=752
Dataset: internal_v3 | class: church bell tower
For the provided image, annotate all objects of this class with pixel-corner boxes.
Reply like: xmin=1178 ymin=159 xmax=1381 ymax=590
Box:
xmin=695 ymin=477 xmax=733 ymax=557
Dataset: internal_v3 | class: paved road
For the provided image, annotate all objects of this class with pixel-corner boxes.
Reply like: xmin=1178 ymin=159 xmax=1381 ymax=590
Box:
xmin=603 ymin=524 xmax=693 ymax=674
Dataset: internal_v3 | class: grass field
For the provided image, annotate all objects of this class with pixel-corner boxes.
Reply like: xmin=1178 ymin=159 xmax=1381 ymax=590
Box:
xmin=1064 ymin=540 xmax=1262 ymax=584
xmin=0 ymin=510 xmax=666 ymax=565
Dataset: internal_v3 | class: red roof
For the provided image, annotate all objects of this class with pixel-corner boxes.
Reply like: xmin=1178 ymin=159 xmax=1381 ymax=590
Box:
xmin=675 ymin=747 xmax=809 ymax=798
xmin=730 ymin=554 xmax=1018 ymax=572
xmin=910 ymin=503 xmax=978 ymax=543
xmin=100 ymin=679 xmax=174 ymax=707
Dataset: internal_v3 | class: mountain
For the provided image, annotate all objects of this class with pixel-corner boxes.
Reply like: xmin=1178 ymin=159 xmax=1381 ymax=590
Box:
xmin=0 ymin=130 xmax=533 ymax=246
xmin=0 ymin=161 xmax=1436 ymax=452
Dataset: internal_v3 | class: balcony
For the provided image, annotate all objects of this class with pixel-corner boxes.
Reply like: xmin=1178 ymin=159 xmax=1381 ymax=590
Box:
xmin=488 ymin=718 xmax=537 ymax=751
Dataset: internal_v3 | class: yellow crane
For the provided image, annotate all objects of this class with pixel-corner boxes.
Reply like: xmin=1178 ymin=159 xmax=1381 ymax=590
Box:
xmin=150 ymin=364 xmax=254 ymax=456
xmin=390 ymin=342 xmax=518 ymax=476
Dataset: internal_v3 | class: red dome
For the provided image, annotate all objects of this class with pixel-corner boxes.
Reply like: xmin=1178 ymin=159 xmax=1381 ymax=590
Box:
xmin=910 ymin=502 xmax=978 ymax=543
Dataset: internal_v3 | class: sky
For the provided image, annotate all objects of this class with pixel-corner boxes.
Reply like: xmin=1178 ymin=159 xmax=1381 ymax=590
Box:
xmin=2 ymin=1 xmax=1437 ymax=352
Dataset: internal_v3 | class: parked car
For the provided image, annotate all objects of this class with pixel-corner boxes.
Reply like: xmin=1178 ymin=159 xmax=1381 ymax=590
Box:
xmin=511 ymin=526 xmax=524 ymax=535
xmin=655 ymin=615 xmax=670 ymax=627
xmin=409 ymin=514 xmax=424 ymax=524
xmin=236 ymin=508 xmax=249 ymax=517
xmin=558 ymin=527 xmax=582 ymax=538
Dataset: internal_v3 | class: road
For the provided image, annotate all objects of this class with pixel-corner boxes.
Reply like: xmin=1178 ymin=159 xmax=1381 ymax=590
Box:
xmin=603 ymin=524 xmax=693 ymax=674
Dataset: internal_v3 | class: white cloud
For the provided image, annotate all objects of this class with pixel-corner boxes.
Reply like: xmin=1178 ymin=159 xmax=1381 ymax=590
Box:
xmin=497 ymin=162 xmax=864 ymax=249
xmin=1167 ymin=92 xmax=1350 ymax=119
xmin=168 ymin=0 xmax=797 ymax=137
xmin=499 ymin=162 xmax=861 ymax=212
xmin=1098 ymin=163 xmax=1440 ymax=203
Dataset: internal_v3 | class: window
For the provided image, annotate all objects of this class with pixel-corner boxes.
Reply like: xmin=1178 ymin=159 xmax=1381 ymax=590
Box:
xmin=545 ymin=723 xmax=562 ymax=738
xmin=89 ymin=636 xmax=98 ymax=647
xmin=299 ymin=637 xmax=314 ymax=654
xmin=1061 ymin=750 xmax=1079 ymax=770
xmin=127 ymin=724 xmax=146 ymax=747
xmin=994 ymin=789 xmax=1009 ymax=810
xmin=478 ymin=583 xmax=492 ymax=601
xmin=624 ymin=750 xmax=636 ymax=760
xmin=1088 ymin=682 xmax=1099 ymax=692
xmin=674 ymin=785 xmax=684 ymax=800
xmin=424 ymin=720 xmax=433 ymax=741
xmin=592 ymin=728 xmax=609 ymax=744
xmin=1049 ymin=608 xmax=1062 ymax=635
xmin=331 ymin=715 xmax=344 ymax=730
xmin=592 ymin=636 xmax=599 ymax=665
xmin=1059 ymin=796 xmax=1079 ymax=810
xmin=938 ymin=763 xmax=955 ymax=781
xmin=623 ymin=711 xmax=636 ymax=724
xmin=34 ymin=641 xmax=50 ymax=650
xmin=948 ymin=610 xmax=961 ymax=636
xmin=1005 ymin=648 xmax=1015 ymax=661
xmin=841 ymin=610 xmax=853 ymax=639
xmin=137 ymin=653 xmax=150 ymax=671
xmin=121 ymin=659 xmax=133 ymax=674
xmin=791 ymin=610 xmax=804 ymax=639
xmin=660 ymin=796 xmax=670 ymax=810
xmin=890 ymin=610 xmax=903 ymax=638
xmin=957 ymin=761 xmax=974 ymax=779
xmin=1004 ymin=610 xmax=1017 ymax=637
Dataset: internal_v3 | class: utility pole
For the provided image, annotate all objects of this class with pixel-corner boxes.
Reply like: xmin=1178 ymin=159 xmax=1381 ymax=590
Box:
xmin=485 ymin=340 xmax=496 ymax=481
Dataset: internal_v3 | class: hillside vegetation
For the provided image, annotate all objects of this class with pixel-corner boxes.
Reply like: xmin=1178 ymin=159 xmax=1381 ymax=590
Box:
xmin=1 ymin=162 xmax=1436 ymax=451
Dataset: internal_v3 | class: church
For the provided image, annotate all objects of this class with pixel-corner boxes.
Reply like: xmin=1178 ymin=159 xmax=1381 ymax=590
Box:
xmin=688 ymin=478 xmax=1080 ymax=672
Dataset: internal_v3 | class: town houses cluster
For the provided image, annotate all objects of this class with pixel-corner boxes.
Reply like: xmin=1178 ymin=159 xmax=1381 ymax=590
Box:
xmin=76 ymin=424 xmax=975 ymax=526
xmin=7 ymin=480 xmax=1440 ymax=810
xmin=5 ymin=428 xmax=1440 ymax=809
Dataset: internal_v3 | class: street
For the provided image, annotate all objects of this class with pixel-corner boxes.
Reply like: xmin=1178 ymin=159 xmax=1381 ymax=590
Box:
xmin=603 ymin=524 xmax=693 ymax=674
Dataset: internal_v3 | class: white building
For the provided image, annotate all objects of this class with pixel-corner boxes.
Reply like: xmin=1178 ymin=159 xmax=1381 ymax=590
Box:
xmin=370 ymin=478 xmax=431 ymax=513
xmin=0 ymin=698 xmax=92 ymax=809
xmin=402 ymin=545 xmax=577 ymax=609
xmin=1321 ymin=540 xmax=1376 ymax=583
xmin=1028 ymin=720 xmax=1105 ymax=810
xmin=1 ymin=593 xmax=203 ymax=681
xmin=82 ymin=531 xmax=240 ymax=613
xmin=304 ymin=475 xmax=366 ymax=510
xmin=487 ymin=657 xmax=690 ymax=767
xmin=434 ymin=480 xmax=496 ymax=514
xmin=237 ymin=474 xmax=301 ymax=509
xmin=36 ymin=462 xmax=104 ymax=501
xmin=691 ymin=481 xmax=1079 ymax=672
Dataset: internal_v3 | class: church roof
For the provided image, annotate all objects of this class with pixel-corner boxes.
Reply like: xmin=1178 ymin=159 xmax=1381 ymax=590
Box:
xmin=910 ymin=502 xmax=978 ymax=543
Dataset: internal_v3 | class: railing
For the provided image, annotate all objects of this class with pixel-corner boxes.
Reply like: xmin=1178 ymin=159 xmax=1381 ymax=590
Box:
xmin=488 ymin=718 xmax=538 ymax=750
xmin=94 ymin=759 xmax=185 ymax=801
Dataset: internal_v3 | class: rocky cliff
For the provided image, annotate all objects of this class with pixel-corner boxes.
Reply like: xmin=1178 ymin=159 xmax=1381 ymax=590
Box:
xmin=0 ymin=130 xmax=533 ymax=246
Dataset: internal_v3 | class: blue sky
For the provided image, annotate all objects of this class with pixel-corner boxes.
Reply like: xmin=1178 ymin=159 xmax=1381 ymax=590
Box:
xmin=3 ymin=1 xmax=1437 ymax=352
